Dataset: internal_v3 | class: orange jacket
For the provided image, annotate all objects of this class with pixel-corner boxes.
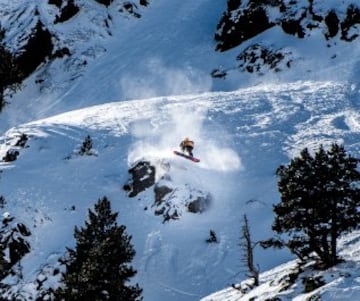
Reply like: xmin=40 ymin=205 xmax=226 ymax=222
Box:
xmin=180 ymin=139 xmax=194 ymax=148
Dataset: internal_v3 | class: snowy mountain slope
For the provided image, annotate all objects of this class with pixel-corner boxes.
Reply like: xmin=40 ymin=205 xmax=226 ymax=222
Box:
xmin=1 ymin=0 xmax=360 ymax=133
xmin=0 ymin=81 xmax=360 ymax=300
xmin=0 ymin=0 xmax=360 ymax=300
xmin=0 ymin=0 xmax=228 ymax=132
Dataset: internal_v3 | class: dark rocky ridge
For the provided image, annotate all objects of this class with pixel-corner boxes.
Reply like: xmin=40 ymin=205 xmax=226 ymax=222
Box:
xmin=212 ymin=1 xmax=360 ymax=78
xmin=216 ymin=1 xmax=360 ymax=51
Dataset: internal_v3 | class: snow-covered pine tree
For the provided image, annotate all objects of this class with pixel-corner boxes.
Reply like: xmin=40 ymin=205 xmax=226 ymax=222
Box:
xmin=78 ymin=135 xmax=93 ymax=156
xmin=267 ymin=143 xmax=360 ymax=268
xmin=55 ymin=196 xmax=142 ymax=301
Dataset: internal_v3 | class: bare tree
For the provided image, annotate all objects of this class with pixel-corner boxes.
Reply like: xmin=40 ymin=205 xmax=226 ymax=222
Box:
xmin=240 ymin=214 xmax=259 ymax=287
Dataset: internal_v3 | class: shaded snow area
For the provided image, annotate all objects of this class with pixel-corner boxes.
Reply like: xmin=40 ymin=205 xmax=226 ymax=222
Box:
xmin=0 ymin=81 xmax=360 ymax=300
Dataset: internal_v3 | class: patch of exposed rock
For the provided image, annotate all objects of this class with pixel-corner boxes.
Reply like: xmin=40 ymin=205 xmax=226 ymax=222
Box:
xmin=123 ymin=160 xmax=156 ymax=198
xmin=123 ymin=160 xmax=211 ymax=222
xmin=216 ymin=1 xmax=360 ymax=52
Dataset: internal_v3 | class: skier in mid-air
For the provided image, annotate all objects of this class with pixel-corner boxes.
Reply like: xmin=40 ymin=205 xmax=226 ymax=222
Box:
xmin=179 ymin=137 xmax=194 ymax=157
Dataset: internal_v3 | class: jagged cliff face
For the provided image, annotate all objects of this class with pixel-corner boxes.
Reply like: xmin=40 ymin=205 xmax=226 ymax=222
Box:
xmin=213 ymin=0 xmax=360 ymax=77
xmin=216 ymin=0 xmax=360 ymax=51
xmin=0 ymin=0 xmax=149 ymax=81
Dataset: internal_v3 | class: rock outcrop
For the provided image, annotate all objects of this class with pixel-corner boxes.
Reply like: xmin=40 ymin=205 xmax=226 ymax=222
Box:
xmin=124 ymin=160 xmax=211 ymax=222
xmin=216 ymin=1 xmax=360 ymax=52
xmin=213 ymin=1 xmax=360 ymax=77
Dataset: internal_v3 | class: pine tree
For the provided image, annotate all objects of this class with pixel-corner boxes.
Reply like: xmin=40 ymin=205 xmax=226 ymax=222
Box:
xmin=56 ymin=197 xmax=142 ymax=301
xmin=79 ymin=135 xmax=93 ymax=155
xmin=264 ymin=143 xmax=360 ymax=267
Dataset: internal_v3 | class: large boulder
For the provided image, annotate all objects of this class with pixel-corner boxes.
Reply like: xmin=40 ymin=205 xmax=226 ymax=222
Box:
xmin=152 ymin=176 xmax=212 ymax=223
xmin=123 ymin=160 xmax=156 ymax=198
xmin=187 ymin=194 xmax=211 ymax=214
